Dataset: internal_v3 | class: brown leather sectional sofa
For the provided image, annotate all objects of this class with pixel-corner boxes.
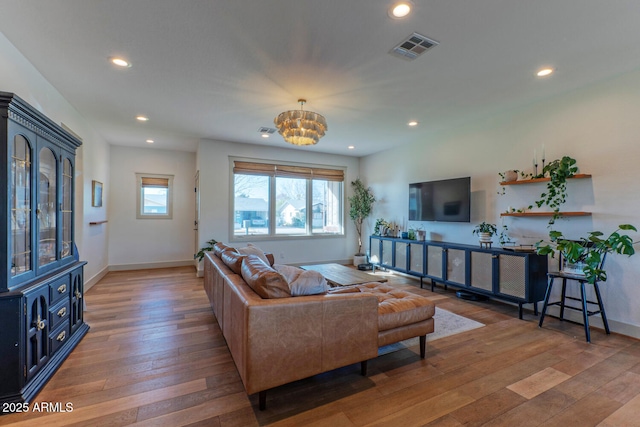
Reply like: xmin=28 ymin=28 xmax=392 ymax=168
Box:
xmin=203 ymin=243 xmax=435 ymax=410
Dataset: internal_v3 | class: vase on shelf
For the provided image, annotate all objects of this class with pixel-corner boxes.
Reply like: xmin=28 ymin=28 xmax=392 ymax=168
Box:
xmin=503 ymin=170 xmax=518 ymax=182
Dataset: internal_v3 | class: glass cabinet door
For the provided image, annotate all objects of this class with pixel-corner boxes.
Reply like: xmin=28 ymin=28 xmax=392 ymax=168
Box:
xmin=61 ymin=158 xmax=73 ymax=259
xmin=11 ymin=134 xmax=32 ymax=277
xmin=38 ymin=147 xmax=57 ymax=268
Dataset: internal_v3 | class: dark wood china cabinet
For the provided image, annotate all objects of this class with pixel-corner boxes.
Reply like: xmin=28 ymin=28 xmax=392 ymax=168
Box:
xmin=0 ymin=92 xmax=89 ymax=404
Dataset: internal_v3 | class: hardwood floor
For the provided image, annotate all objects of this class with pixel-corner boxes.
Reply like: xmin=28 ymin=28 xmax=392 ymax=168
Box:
xmin=2 ymin=266 xmax=639 ymax=426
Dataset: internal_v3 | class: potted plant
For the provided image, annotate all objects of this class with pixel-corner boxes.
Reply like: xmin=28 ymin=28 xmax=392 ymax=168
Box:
xmin=195 ymin=238 xmax=218 ymax=262
xmin=472 ymin=222 xmax=497 ymax=244
xmin=535 ymin=224 xmax=637 ymax=284
xmin=535 ymin=156 xmax=578 ymax=224
xmin=349 ymin=178 xmax=376 ymax=266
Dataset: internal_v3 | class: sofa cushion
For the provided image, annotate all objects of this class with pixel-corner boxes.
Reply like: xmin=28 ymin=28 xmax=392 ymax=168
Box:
xmin=330 ymin=282 xmax=436 ymax=331
xmin=345 ymin=283 xmax=435 ymax=332
xmin=273 ymin=264 xmax=329 ymax=296
xmin=237 ymin=243 xmax=270 ymax=265
xmin=241 ymin=255 xmax=291 ymax=299
xmin=213 ymin=242 xmax=237 ymax=258
xmin=221 ymin=251 xmax=247 ymax=275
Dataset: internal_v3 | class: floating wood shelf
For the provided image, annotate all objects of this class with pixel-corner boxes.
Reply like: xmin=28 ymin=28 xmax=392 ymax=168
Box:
xmin=500 ymin=212 xmax=592 ymax=217
xmin=500 ymin=174 xmax=591 ymax=185
xmin=89 ymin=220 xmax=108 ymax=225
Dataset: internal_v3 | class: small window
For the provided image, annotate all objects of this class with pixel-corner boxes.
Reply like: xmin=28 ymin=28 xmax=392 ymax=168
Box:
xmin=136 ymin=173 xmax=174 ymax=219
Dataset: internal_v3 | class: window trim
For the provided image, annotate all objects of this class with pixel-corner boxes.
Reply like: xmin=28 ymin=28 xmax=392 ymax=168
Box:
xmin=136 ymin=173 xmax=174 ymax=219
xmin=229 ymin=157 xmax=345 ymax=242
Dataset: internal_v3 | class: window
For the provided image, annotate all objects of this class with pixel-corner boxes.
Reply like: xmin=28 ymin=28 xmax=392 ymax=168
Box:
xmin=136 ymin=173 xmax=174 ymax=219
xmin=232 ymin=160 xmax=344 ymax=239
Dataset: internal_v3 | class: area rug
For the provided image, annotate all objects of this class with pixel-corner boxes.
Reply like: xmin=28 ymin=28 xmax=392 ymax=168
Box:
xmin=378 ymin=307 xmax=485 ymax=356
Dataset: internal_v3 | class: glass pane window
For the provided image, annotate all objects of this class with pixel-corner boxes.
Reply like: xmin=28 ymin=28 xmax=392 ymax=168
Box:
xmin=11 ymin=135 xmax=32 ymax=276
xmin=276 ymin=177 xmax=307 ymax=235
xmin=231 ymin=160 xmax=344 ymax=239
xmin=234 ymin=174 xmax=269 ymax=236
xmin=136 ymin=174 xmax=173 ymax=219
xmin=312 ymin=180 xmax=343 ymax=234
xmin=38 ymin=147 xmax=57 ymax=267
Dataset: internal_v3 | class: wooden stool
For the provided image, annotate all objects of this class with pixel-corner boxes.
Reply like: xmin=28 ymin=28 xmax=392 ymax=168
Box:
xmin=479 ymin=241 xmax=492 ymax=248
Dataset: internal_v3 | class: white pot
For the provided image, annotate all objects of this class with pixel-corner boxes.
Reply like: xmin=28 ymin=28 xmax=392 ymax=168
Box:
xmin=562 ymin=261 xmax=586 ymax=276
xmin=503 ymin=170 xmax=518 ymax=182
xmin=354 ymin=255 xmax=368 ymax=266
xmin=478 ymin=232 xmax=493 ymax=243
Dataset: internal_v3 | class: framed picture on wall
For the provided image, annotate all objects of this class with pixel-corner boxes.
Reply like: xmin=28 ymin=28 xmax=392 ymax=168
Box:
xmin=92 ymin=180 xmax=103 ymax=207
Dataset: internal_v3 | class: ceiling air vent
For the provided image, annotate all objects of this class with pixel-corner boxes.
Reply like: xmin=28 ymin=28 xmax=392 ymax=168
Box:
xmin=390 ymin=32 xmax=439 ymax=61
xmin=257 ymin=127 xmax=276 ymax=134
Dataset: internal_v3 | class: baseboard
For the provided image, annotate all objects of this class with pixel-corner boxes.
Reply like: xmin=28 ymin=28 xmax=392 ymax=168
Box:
xmin=84 ymin=265 xmax=109 ymax=292
xmin=109 ymin=260 xmax=197 ymax=272
xmin=543 ymin=305 xmax=640 ymax=340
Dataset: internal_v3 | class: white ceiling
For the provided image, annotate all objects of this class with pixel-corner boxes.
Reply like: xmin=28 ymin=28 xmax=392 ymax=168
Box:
xmin=1 ymin=0 xmax=640 ymax=156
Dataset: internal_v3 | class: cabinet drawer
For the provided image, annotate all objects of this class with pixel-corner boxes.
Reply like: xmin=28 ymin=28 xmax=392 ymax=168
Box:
xmin=49 ymin=276 xmax=70 ymax=304
xmin=49 ymin=298 xmax=70 ymax=331
xmin=49 ymin=322 xmax=71 ymax=356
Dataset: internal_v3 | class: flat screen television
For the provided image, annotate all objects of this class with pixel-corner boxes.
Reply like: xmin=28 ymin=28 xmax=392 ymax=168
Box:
xmin=408 ymin=177 xmax=471 ymax=222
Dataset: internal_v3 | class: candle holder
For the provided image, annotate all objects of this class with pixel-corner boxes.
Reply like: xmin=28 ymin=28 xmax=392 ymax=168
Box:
xmin=541 ymin=158 xmax=546 ymax=177
xmin=534 ymin=163 xmax=538 ymax=178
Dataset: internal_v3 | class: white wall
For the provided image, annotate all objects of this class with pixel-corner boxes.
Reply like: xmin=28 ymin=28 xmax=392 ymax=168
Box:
xmin=196 ymin=139 xmax=360 ymax=271
xmin=108 ymin=146 xmax=196 ymax=268
xmin=0 ymin=33 xmax=110 ymax=288
xmin=361 ymin=68 xmax=640 ymax=338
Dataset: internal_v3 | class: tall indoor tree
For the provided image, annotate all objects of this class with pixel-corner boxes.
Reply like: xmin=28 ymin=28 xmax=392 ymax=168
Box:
xmin=349 ymin=178 xmax=376 ymax=257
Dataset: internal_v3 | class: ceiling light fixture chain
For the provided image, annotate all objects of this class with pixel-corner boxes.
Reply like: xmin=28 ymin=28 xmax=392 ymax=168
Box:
xmin=274 ymin=98 xmax=327 ymax=146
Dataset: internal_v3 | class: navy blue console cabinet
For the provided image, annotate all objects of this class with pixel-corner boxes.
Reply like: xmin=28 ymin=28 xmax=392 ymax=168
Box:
xmin=370 ymin=236 xmax=548 ymax=319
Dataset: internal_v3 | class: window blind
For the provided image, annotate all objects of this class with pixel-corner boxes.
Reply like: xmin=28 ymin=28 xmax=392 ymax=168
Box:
xmin=141 ymin=177 xmax=169 ymax=188
xmin=233 ymin=161 xmax=344 ymax=182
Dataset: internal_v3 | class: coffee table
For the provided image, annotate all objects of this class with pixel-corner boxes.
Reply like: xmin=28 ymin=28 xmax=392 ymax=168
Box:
xmin=300 ymin=263 xmax=388 ymax=287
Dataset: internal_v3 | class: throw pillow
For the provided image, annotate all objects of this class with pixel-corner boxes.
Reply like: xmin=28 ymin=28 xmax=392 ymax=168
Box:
xmin=241 ymin=255 xmax=291 ymax=299
xmin=213 ymin=242 xmax=237 ymax=258
xmin=289 ymin=270 xmax=329 ymax=296
xmin=273 ymin=264 xmax=329 ymax=296
xmin=221 ymin=251 xmax=246 ymax=275
xmin=236 ymin=243 xmax=270 ymax=265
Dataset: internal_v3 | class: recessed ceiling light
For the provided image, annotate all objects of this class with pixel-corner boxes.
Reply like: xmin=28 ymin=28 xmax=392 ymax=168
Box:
xmin=537 ymin=67 xmax=554 ymax=77
xmin=261 ymin=134 xmax=269 ymax=138
xmin=348 ymin=145 xmax=355 ymax=150
xmin=136 ymin=116 xmax=149 ymax=122
xmin=389 ymin=1 xmax=413 ymax=18
xmin=110 ymin=57 xmax=131 ymax=68
xmin=408 ymin=120 xmax=418 ymax=127
xmin=146 ymin=139 xmax=154 ymax=144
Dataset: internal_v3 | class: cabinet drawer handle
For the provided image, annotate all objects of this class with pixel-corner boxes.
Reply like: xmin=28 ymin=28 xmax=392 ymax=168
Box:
xmin=58 ymin=284 xmax=67 ymax=294
xmin=36 ymin=315 xmax=45 ymax=331
xmin=57 ymin=307 xmax=67 ymax=317
xmin=75 ymin=290 xmax=82 ymax=300
xmin=57 ymin=331 xmax=66 ymax=342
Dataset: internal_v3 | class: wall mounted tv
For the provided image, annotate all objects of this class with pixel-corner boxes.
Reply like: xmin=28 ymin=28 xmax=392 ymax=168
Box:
xmin=408 ymin=177 xmax=471 ymax=222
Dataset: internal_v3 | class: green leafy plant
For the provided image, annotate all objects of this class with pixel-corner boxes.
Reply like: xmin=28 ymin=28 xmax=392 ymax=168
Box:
xmin=499 ymin=224 xmax=514 ymax=246
xmin=195 ymin=238 xmax=218 ymax=262
xmin=535 ymin=224 xmax=638 ymax=284
xmin=472 ymin=222 xmax=498 ymax=236
xmin=535 ymin=156 xmax=578 ymax=223
xmin=374 ymin=218 xmax=389 ymax=235
xmin=349 ymin=179 xmax=376 ymax=256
